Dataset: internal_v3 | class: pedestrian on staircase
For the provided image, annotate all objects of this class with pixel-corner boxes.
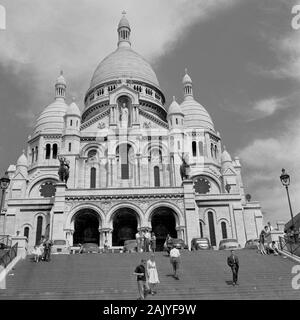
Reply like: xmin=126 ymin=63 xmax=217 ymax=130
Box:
xmin=169 ymin=245 xmax=180 ymax=280
xmin=227 ymin=250 xmax=239 ymax=286
xmin=133 ymin=259 xmax=147 ymax=300
xmin=147 ymin=254 xmax=160 ymax=295
xmin=43 ymin=238 xmax=53 ymax=262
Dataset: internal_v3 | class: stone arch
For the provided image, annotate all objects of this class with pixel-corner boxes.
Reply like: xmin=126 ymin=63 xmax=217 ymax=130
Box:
xmin=142 ymin=141 xmax=169 ymax=158
xmin=27 ymin=175 xmax=58 ymax=197
xmin=80 ymin=142 xmax=106 ymax=158
xmin=145 ymin=201 xmax=183 ymax=226
xmin=191 ymin=173 xmax=221 ymax=194
xmin=106 ymin=202 xmax=144 ymax=227
xmin=113 ymin=140 xmax=138 ymax=156
xmin=65 ymin=203 xmax=105 ymax=231
xmin=108 ymin=203 xmax=143 ymax=247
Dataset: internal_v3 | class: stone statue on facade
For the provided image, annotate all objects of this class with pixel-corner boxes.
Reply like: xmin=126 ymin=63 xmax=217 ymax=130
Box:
xmin=58 ymin=157 xmax=70 ymax=185
xmin=180 ymin=153 xmax=190 ymax=181
xmin=120 ymin=102 xmax=129 ymax=128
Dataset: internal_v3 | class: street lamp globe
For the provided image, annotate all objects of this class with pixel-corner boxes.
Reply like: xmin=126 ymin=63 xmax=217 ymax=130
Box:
xmin=0 ymin=172 xmax=10 ymax=190
xmin=280 ymin=168 xmax=290 ymax=187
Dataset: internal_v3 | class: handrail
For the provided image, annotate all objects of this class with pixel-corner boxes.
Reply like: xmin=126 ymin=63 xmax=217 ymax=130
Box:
xmin=0 ymin=235 xmax=12 ymax=249
xmin=0 ymin=243 xmax=18 ymax=268
xmin=279 ymin=235 xmax=300 ymax=256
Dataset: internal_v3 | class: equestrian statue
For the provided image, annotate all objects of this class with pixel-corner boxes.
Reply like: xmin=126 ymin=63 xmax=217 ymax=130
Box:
xmin=58 ymin=157 xmax=70 ymax=185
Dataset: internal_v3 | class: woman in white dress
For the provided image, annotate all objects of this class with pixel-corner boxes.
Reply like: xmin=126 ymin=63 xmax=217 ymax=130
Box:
xmin=147 ymin=254 xmax=160 ymax=295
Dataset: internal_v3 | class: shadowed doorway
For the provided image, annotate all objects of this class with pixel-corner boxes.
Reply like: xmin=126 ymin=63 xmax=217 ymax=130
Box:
xmin=73 ymin=210 xmax=100 ymax=245
xmin=151 ymin=207 xmax=177 ymax=251
xmin=112 ymin=208 xmax=138 ymax=246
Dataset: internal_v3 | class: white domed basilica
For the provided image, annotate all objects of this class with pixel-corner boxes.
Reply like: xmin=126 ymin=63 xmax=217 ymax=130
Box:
xmin=1 ymin=13 xmax=263 ymax=251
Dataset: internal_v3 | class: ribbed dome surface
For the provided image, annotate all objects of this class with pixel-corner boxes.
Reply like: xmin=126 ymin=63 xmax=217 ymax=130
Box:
xmin=67 ymin=102 xmax=81 ymax=117
xmin=34 ymin=100 xmax=68 ymax=134
xmin=168 ymin=98 xmax=183 ymax=115
xmin=90 ymin=47 xmax=160 ymax=89
xmin=221 ymin=149 xmax=232 ymax=163
xmin=181 ymin=98 xmax=214 ymax=131
xmin=17 ymin=153 xmax=28 ymax=167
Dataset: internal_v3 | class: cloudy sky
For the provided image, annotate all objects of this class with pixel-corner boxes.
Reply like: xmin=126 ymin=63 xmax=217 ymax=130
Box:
xmin=0 ymin=0 xmax=299 ymax=225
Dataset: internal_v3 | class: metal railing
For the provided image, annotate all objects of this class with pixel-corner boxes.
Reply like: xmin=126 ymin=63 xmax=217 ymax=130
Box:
xmin=0 ymin=243 xmax=18 ymax=268
xmin=279 ymin=235 xmax=300 ymax=256
xmin=0 ymin=235 xmax=12 ymax=249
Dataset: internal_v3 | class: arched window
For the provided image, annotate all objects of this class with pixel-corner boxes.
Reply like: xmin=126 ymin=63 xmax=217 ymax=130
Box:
xmin=68 ymin=143 xmax=72 ymax=152
xmin=208 ymin=211 xmax=216 ymax=246
xmin=177 ymin=141 xmax=180 ymax=150
xmin=90 ymin=167 xmax=96 ymax=188
xmin=45 ymin=144 xmax=51 ymax=159
xmin=214 ymin=145 xmax=218 ymax=159
xmin=211 ymin=143 xmax=214 ymax=158
xmin=154 ymin=166 xmax=160 ymax=187
xmin=221 ymin=221 xmax=228 ymax=239
xmin=192 ymin=141 xmax=197 ymax=157
xmin=117 ymin=144 xmax=131 ymax=180
xmin=24 ymin=226 xmax=29 ymax=240
xmin=35 ymin=216 xmax=43 ymax=245
xmin=176 ymin=118 xmax=178 ymax=125
xmin=70 ymin=120 xmax=73 ymax=126
xmin=76 ymin=120 xmax=79 ymax=127
xmin=35 ymin=146 xmax=38 ymax=161
xmin=199 ymin=221 xmax=204 ymax=238
xmin=31 ymin=148 xmax=35 ymax=163
xmin=52 ymin=144 xmax=58 ymax=159
xmin=198 ymin=141 xmax=203 ymax=156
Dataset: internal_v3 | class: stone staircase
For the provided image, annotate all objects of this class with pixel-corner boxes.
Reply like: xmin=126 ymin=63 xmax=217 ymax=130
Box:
xmin=0 ymin=250 xmax=299 ymax=300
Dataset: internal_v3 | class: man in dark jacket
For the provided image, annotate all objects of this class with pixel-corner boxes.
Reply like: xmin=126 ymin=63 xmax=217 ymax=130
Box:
xmin=133 ymin=259 xmax=147 ymax=300
xmin=227 ymin=250 xmax=239 ymax=286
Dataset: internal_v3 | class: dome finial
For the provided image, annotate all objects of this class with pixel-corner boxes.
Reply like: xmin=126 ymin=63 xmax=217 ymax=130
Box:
xmin=118 ymin=11 xmax=131 ymax=48
xmin=173 ymin=96 xmax=176 ymax=101
xmin=55 ymin=70 xmax=66 ymax=100
xmin=183 ymin=68 xmax=193 ymax=99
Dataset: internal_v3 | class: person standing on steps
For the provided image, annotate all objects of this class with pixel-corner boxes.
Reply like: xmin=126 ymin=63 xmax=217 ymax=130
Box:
xmin=150 ymin=232 xmax=156 ymax=253
xmin=133 ymin=259 xmax=147 ymax=300
xmin=227 ymin=250 xmax=239 ymax=286
xmin=147 ymin=254 xmax=160 ymax=295
xmin=43 ymin=238 xmax=53 ymax=262
xmin=169 ymin=245 xmax=180 ymax=280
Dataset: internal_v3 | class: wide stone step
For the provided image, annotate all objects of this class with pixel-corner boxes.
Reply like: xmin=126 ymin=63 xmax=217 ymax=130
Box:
xmin=0 ymin=250 xmax=299 ymax=300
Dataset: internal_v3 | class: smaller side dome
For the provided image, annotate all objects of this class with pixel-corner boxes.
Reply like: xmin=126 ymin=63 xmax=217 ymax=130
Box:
xmin=221 ymin=146 xmax=232 ymax=163
xmin=17 ymin=151 xmax=28 ymax=167
xmin=168 ymin=96 xmax=184 ymax=116
xmin=67 ymin=100 xmax=81 ymax=117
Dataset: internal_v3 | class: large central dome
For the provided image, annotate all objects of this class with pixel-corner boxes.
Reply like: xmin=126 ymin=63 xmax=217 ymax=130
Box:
xmin=89 ymin=13 xmax=160 ymax=91
xmin=90 ymin=46 xmax=160 ymax=89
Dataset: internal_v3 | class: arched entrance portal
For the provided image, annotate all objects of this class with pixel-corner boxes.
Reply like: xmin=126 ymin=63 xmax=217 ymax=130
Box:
xmin=151 ymin=207 xmax=177 ymax=251
xmin=112 ymin=208 xmax=138 ymax=246
xmin=73 ymin=210 xmax=100 ymax=245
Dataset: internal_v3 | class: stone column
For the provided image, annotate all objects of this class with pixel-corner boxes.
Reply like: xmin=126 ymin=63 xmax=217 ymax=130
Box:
xmin=51 ymin=182 xmax=66 ymax=241
xmin=182 ymin=179 xmax=199 ymax=250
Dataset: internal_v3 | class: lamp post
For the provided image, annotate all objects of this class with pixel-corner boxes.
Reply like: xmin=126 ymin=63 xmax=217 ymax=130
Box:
xmin=0 ymin=172 xmax=10 ymax=235
xmin=280 ymin=168 xmax=295 ymax=230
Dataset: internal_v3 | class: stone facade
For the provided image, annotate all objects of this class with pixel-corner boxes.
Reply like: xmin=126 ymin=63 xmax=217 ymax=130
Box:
xmin=0 ymin=14 xmax=264 ymax=250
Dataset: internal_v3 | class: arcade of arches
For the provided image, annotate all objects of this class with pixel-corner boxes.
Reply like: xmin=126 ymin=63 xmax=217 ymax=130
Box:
xmin=72 ymin=206 xmax=179 ymax=250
